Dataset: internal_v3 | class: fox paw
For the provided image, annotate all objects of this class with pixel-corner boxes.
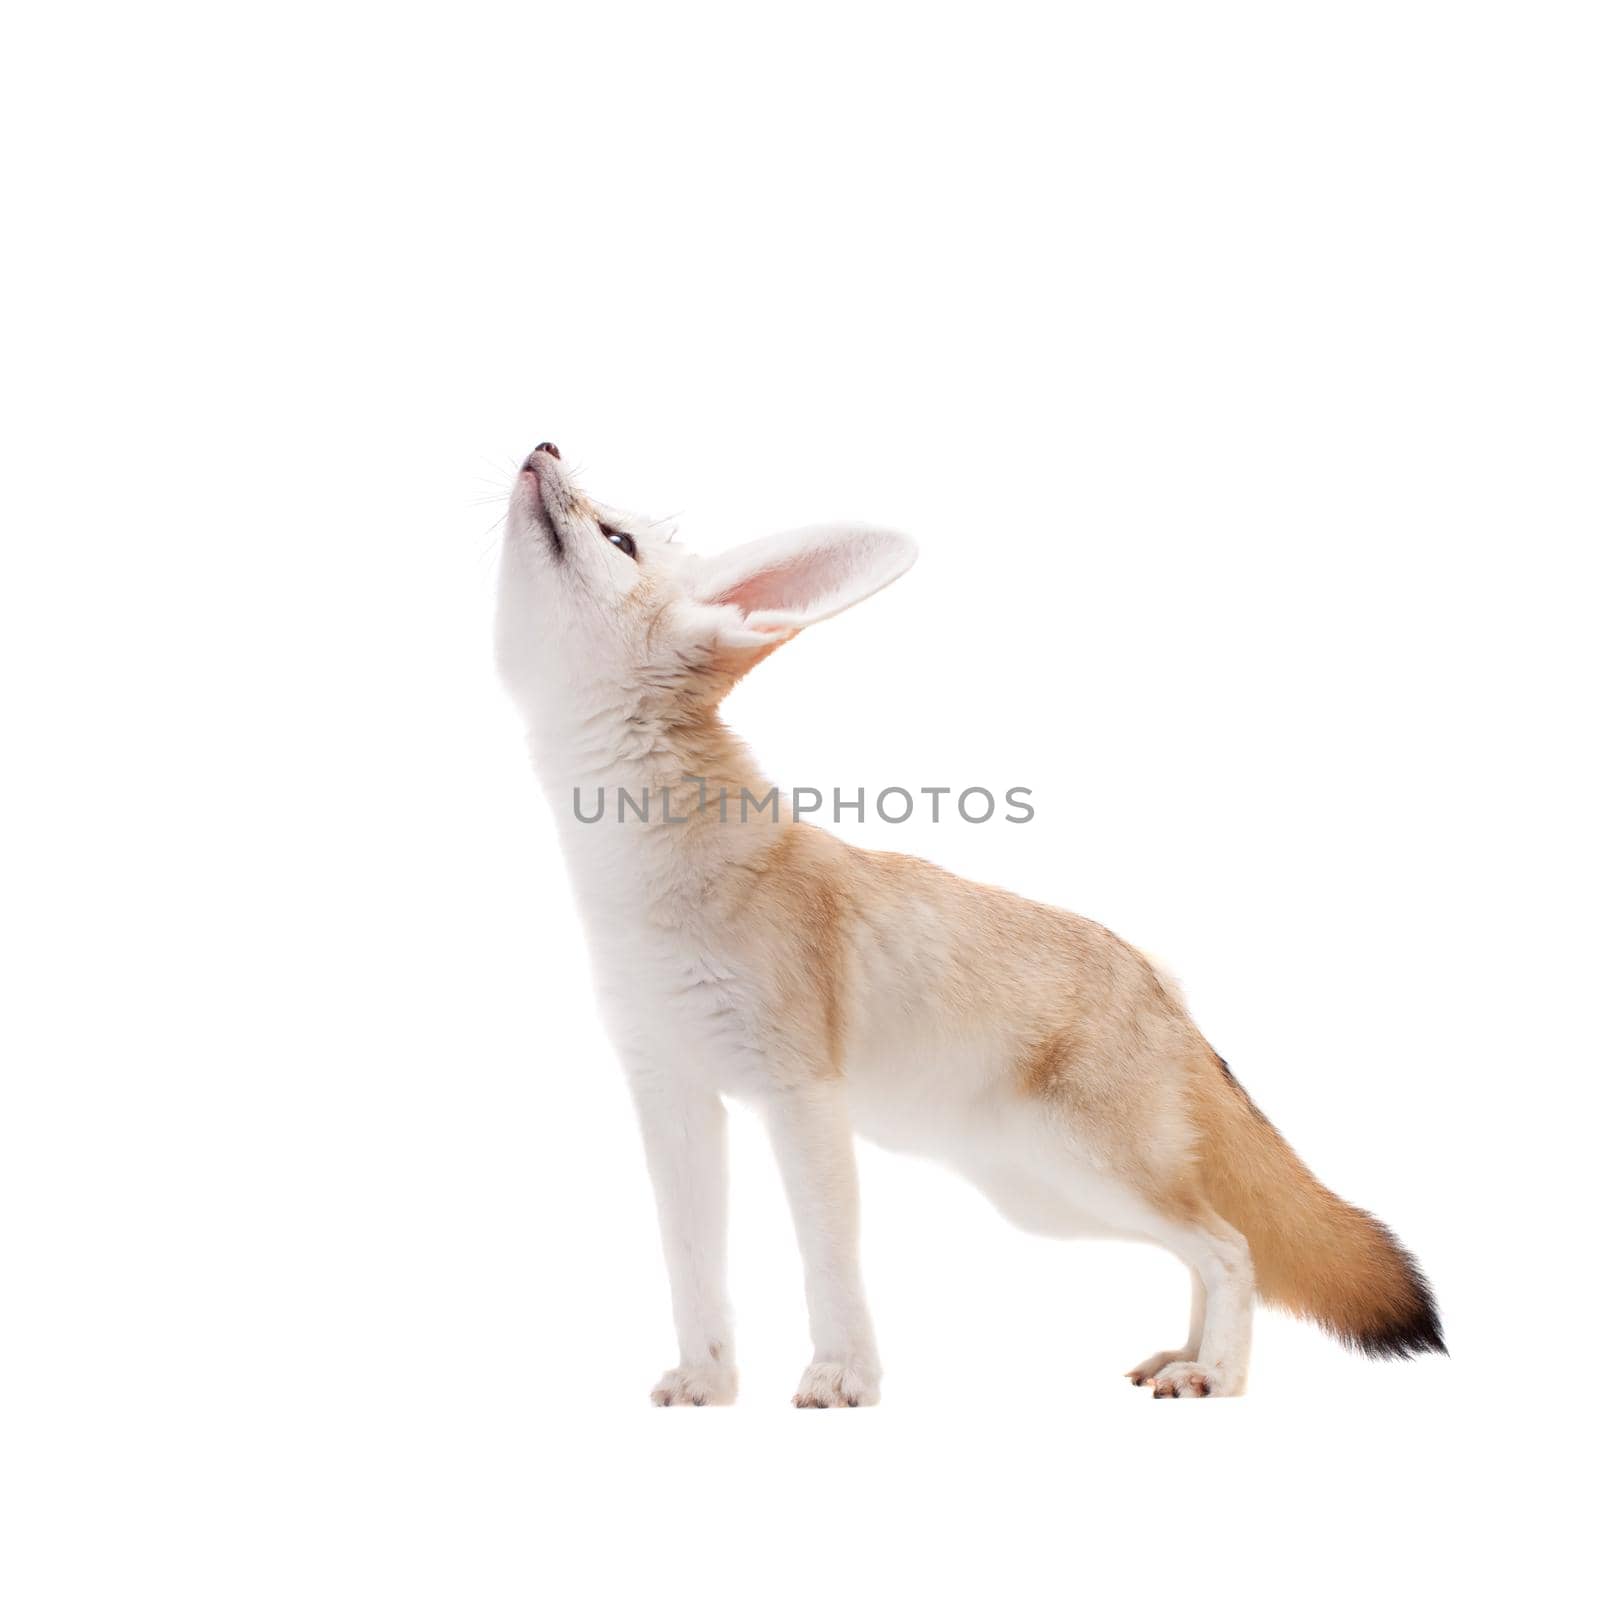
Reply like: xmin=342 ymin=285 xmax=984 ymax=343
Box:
xmin=1142 ymin=1360 xmax=1236 ymax=1399
xmin=1127 ymin=1350 xmax=1195 ymax=1387
xmin=650 ymin=1363 xmax=737 ymax=1407
xmin=793 ymin=1361 xmax=879 ymax=1408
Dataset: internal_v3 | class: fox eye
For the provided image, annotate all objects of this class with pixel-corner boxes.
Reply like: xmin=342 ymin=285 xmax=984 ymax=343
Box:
xmin=600 ymin=525 xmax=638 ymax=560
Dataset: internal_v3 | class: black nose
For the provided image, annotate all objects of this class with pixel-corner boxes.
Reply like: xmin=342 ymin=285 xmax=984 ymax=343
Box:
xmin=534 ymin=441 xmax=560 ymax=459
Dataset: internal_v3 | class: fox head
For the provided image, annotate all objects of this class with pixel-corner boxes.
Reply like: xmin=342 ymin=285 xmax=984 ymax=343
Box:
xmin=495 ymin=443 xmax=917 ymax=749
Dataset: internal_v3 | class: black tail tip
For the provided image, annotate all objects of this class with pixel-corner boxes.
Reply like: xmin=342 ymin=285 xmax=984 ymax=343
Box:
xmin=1357 ymin=1311 xmax=1448 ymax=1360
xmin=1354 ymin=1264 xmax=1448 ymax=1360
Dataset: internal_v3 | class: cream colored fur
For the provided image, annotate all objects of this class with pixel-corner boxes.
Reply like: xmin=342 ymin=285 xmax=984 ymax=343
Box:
xmin=496 ymin=445 xmax=1443 ymax=1405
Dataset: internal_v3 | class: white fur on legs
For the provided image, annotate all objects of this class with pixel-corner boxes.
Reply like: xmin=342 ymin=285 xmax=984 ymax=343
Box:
xmin=629 ymin=1074 xmax=738 ymax=1406
xmin=1128 ymin=1267 xmax=1207 ymax=1386
xmin=762 ymin=1083 xmax=881 ymax=1407
xmin=1142 ymin=1214 xmax=1254 ymax=1398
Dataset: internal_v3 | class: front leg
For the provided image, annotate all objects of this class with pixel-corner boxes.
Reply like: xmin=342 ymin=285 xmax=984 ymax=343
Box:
xmin=763 ymin=1081 xmax=881 ymax=1407
xmin=629 ymin=1073 xmax=737 ymax=1406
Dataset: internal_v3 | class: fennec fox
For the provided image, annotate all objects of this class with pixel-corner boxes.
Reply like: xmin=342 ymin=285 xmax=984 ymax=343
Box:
xmin=495 ymin=441 xmax=1445 ymax=1405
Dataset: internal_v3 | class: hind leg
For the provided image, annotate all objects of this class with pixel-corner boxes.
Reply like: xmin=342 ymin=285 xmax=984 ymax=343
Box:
xmin=1139 ymin=1209 xmax=1254 ymax=1398
xmin=966 ymin=1101 xmax=1254 ymax=1398
xmin=1127 ymin=1268 xmax=1206 ymax=1387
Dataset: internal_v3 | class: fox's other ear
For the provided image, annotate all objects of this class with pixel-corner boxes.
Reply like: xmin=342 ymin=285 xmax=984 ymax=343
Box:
xmin=689 ymin=524 xmax=917 ymax=653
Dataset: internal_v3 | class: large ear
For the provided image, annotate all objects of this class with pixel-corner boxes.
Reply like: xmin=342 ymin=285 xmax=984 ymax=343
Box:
xmin=688 ymin=524 xmax=917 ymax=651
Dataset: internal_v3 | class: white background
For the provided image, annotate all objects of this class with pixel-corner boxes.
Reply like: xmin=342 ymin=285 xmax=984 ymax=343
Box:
xmin=4 ymin=3 xmax=1596 ymax=1595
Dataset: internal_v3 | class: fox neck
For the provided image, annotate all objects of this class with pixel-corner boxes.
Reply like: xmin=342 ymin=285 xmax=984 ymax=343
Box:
xmin=529 ymin=696 xmax=792 ymax=911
